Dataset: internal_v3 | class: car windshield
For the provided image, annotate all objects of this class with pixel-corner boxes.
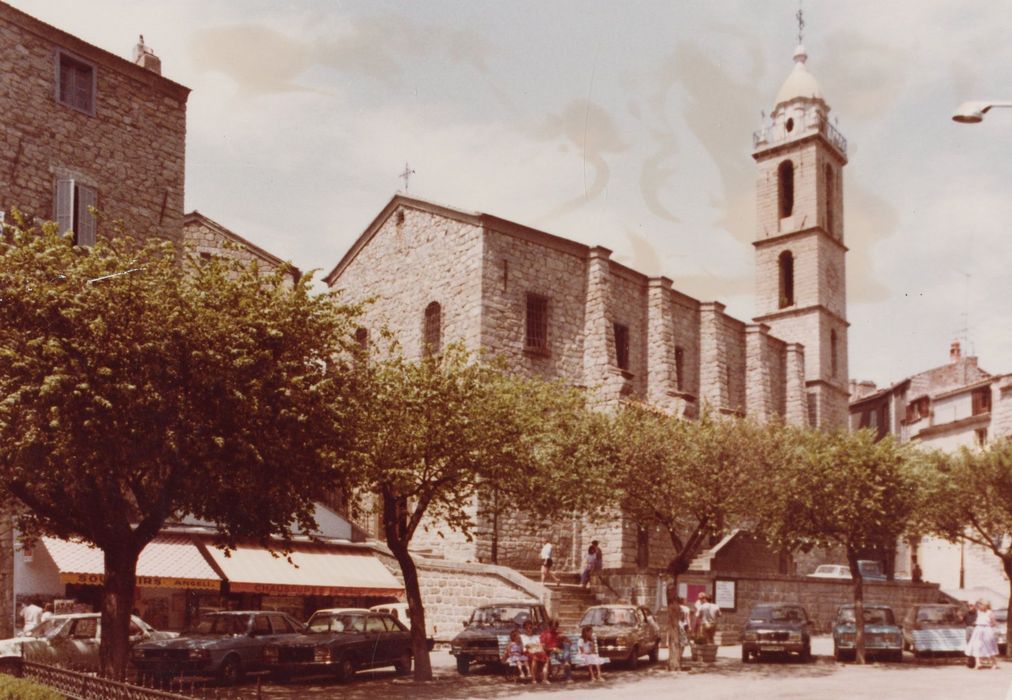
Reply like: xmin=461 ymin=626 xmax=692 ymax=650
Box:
xmin=915 ymin=607 xmax=963 ymax=625
xmin=307 ymin=613 xmax=366 ymax=634
xmin=468 ymin=606 xmax=533 ymax=626
xmin=858 ymin=561 xmax=884 ymax=576
xmin=28 ymin=617 xmax=72 ymax=639
xmin=193 ymin=614 xmax=249 ymax=635
xmin=838 ymin=608 xmax=894 ymax=625
xmin=580 ymin=608 xmax=636 ymax=626
xmin=749 ymin=606 xmax=805 ymax=623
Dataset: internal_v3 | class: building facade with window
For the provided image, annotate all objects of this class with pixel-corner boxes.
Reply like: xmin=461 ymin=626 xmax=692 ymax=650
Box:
xmin=0 ymin=1 xmax=189 ymax=243
xmin=850 ymin=340 xmax=1012 ymax=599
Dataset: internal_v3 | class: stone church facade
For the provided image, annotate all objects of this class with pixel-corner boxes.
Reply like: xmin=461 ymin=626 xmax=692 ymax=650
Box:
xmin=325 ymin=41 xmax=852 ymax=571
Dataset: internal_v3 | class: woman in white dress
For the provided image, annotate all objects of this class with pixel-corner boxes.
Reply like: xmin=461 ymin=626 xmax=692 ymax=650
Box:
xmin=967 ymin=599 xmax=999 ymax=670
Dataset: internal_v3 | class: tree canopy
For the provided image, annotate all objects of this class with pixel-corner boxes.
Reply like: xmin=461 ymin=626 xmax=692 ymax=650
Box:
xmin=0 ymin=220 xmax=359 ymax=676
xmin=753 ymin=427 xmax=920 ymax=663
xmin=341 ymin=344 xmax=605 ymax=680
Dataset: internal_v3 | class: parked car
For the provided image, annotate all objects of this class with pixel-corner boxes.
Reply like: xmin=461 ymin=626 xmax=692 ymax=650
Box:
xmin=995 ymin=608 xmax=1007 ymax=654
xmin=263 ymin=609 xmax=426 ymax=682
xmin=131 ymin=611 xmax=305 ymax=685
xmin=577 ymin=604 xmax=661 ymax=668
xmin=741 ymin=603 xmax=813 ymax=662
xmin=809 ymin=565 xmax=851 ymax=579
xmin=901 ymin=604 xmax=965 ymax=657
xmin=832 ymin=604 xmax=903 ymax=662
xmin=0 ymin=613 xmax=174 ymax=670
xmin=449 ymin=601 xmax=548 ymax=675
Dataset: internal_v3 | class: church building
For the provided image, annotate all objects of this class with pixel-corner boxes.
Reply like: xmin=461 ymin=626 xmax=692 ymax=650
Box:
xmin=325 ymin=41 xmax=851 ymax=571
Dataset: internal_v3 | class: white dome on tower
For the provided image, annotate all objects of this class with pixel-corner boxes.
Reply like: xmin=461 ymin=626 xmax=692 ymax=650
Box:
xmin=773 ymin=44 xmax=826 ymax=109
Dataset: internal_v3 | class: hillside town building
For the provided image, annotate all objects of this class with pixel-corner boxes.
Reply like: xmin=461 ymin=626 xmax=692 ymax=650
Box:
xmin=325 ymin=41 xmax=851 ymax=573
xmin=850 ymin=341 xmax=1012 ymax=600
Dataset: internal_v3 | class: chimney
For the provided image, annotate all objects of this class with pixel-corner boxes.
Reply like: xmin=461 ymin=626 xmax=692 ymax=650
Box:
xmin=133 ymin=34 xmax=162 ymax=75
xmin=950 ymin=340 xmax=961 ymax=363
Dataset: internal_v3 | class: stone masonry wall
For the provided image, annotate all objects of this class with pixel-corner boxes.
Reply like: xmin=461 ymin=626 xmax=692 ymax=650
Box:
xmin=182 ymin=214 xmax=297 ymax=285
xmin=0 ymin=5 xmax=188 ymax=241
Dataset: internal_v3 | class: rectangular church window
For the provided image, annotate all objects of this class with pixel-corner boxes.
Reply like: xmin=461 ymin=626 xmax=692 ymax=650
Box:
xmin=525 ymin=293 xmax=548 ymax=353
xmin=613 ymin=323 xmax=630 ymax=371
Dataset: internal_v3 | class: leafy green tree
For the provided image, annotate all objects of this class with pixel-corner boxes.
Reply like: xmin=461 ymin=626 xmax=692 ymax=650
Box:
xmin=916 ymin=438 xmax=1012 ymax=658
xmin=342 ymin=344 xmax=604 ymax=680
xmin=755 ymin=428 xmax=920 ymax=664
xmin=612 ymin=406 xmax=767 ymax=588
xmin=0 ymin=220 xmax=358 ymax=678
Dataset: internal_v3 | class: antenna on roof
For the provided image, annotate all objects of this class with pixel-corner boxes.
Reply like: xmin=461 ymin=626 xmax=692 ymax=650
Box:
xmin=796 ymin=2 xmax=805 ymax=46
xmin=957 ymin=270 xmax=975 ymax=356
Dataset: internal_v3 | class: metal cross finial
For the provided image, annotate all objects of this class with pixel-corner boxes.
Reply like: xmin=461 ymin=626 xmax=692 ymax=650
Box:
xmin=398 ymin=162 xmax=415 ymax=192
xmin=796 ymin=4 xmax=805 ymax=46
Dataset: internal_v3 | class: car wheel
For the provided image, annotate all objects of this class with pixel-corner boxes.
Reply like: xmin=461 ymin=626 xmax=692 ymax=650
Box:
xmin=628 ymin=645 xmax=639 ymax=670
xmin=336 ymin=656 xmax=355 ymax=683
xmin=742 ymin=647 xmax=751 ymax=663
xmin=648 ymin=640 xmax=659 ymax=664
xmin=394 ymin=652 xmax=412 ymax=675
xmin=218 ymin=656 xmax=242 ymax=686
xmin=455 ymin=654 xmax=471 ymax=675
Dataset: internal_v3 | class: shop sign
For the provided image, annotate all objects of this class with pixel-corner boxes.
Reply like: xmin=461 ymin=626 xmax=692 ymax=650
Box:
xmin=60 ymin=572 xmax=219 ymax=591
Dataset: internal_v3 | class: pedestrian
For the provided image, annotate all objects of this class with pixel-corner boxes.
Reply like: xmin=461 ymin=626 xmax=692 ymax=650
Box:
xmin=966 ymin=599 xmax=999 ymax=670
xmin=540 ymin=618 xmax=563 ymax=682
xmin=694 ymin=592 xmax=721 ymax=644
xmin=522 ymin=619 xmax=549 ymax=683
xmin=540 ymin=539 xmax=560 ymax=585
xmin=964 ymin=600 xmax=978 ymax=668
xmin=40 ymin=603 xmax=53 ymax=626
xmin=591 ymin=540 xmax=604 ymax=584
xmin=580 ymin=545 xmax=597 ymax=589
xmin=665 ymin=586 xmax=690 ymax=672
xmin=21 ymin=599 xmax=43 ymax=634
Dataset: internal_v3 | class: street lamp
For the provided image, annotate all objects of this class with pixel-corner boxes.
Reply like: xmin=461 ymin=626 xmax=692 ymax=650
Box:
xmin=952 ymin=101 xmax=1012 ymax=123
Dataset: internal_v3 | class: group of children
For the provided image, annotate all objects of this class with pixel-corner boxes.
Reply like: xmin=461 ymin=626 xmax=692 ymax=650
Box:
xmin=504 ymin=622 xmax=607 ymax=683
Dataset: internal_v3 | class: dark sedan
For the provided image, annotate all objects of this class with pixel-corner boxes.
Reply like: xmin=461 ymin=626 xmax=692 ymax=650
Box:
xmin=263 ymin=610 xmax=423 ymax=682
xmin=741 ymin=603 xmax=813 ymax=662
xmin=832 ymin=604 xmax=903 ymax=662
xmin=132 ymin=611 xmax=305 ymax=685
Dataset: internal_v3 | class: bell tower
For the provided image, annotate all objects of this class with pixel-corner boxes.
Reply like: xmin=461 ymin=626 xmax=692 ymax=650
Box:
xmin=752 ymin=37 xmax=849 ymax=429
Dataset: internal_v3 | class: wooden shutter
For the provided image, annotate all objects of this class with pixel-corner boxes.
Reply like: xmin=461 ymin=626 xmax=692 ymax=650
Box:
xmin=55 ymin=178 xmax=75 ymax=236
xmin=75 ymin=185 xmax=97 ymax=246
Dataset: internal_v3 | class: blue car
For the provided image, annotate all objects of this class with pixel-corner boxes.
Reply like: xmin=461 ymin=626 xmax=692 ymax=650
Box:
xmin=132 ymin=611 xmax=305 ymax=685
xmin=832 ymin=604 xmax=903 ymax=662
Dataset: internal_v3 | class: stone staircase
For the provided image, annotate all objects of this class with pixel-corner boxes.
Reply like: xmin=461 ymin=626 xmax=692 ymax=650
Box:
xmin=520 ymin=571 xmax=602 ymax=632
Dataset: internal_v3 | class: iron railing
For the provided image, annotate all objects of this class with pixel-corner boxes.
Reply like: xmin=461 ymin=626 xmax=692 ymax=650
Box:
xmin=1 ymin=658 xmax=264 ymax=700
xmin=753 ymin=113 xmax=847 ymax=156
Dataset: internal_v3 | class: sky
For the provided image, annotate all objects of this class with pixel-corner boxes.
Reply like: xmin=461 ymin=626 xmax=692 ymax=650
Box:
xmin=11 ymin=0 xmax=1012 ymax=387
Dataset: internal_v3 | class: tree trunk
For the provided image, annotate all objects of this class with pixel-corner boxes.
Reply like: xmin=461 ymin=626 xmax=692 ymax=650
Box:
xmin=389 ymin=540 xmax=432 ymax=681
xmin=382 ymin=493 xmax=432 ymax=681
xmin=99 ymin=544 xmax=141 ymax=680
xmin=666 ymin=577 xmax=683 ymax=672
xmin=1003 ymin=555 xmax=1012 ymax=660
xmin=846 ymin=549 xmax=866 ymax=664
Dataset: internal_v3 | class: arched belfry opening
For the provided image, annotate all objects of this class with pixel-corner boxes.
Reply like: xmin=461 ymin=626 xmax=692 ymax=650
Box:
xmin=830 ymin=328 xmax=839 ymax=377
xmin=824 ymin=163 xmax=835 ymax=234
xmin=778 ymin=160 xmax=794 ymax=219
xmin=778 ymin=251 xmax=794 ymax=308
xmin=423 ymin=301 xmax=442 ymax=356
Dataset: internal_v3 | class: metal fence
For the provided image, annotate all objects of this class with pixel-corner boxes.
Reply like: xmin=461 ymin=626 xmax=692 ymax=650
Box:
xmin=1 ymin=658 xmax=263 ymax=700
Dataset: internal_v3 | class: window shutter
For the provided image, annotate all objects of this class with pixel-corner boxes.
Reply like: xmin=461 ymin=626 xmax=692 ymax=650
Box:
xmin=76 ymin=185 xmax=97 ymax=246
xmin=55 ymin=178 xmax=75 ymax=236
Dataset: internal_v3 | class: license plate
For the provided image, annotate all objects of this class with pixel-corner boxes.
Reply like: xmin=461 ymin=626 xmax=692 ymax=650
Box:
xmin=761 ymin=645 xmax=784 ymax=651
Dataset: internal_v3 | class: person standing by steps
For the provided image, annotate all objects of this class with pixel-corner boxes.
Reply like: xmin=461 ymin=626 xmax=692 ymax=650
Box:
xmin=540 ymin=539 xmax=560 ymax=585
xmin=580 ymin=545 xmax=597 ymax=589
xmin=695 ymin=592 xmax=721 ymax=644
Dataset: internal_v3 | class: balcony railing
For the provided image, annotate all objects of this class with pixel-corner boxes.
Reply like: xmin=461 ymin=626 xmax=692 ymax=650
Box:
xmin=753 ymin=114 xmax=847 ymax=156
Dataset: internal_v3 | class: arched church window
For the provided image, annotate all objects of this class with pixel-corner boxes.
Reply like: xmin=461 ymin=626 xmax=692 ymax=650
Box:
xmin=423 ymin=301 xmax=442 ymax=356
xmin=778 ymin=160 xmax=794 ymax=219
xmin=778 ymin=251 xmax=794 ymax=308
xmin=830 ymin=329 xmax=839 ymax=377
xmin=825 ymin=164 xmax=835 ymax=234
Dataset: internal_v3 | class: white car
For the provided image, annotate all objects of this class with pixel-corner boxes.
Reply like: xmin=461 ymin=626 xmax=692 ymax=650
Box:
xmin=808 ymin=564 xmax=852 ymax=579
xmin=0 ymin=613 xmax=176 ymax=669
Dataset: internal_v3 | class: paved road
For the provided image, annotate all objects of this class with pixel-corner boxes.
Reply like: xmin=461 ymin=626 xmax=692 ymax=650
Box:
xmin=222 ymin=638 xmax=1011 ymax=700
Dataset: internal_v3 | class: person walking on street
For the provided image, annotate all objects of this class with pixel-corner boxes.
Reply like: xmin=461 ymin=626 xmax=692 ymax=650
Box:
xmin=21 ymin=600 xmax=43 ymax=634
xmin=580 ymin=545 xmax=597 ymax=589
xmin=665 ymin=586 xmax=690 ymax=671
xmin=967 ymin=599 xmax=999 ymax=670
xmin=695 ymin=593 xmax=721 ymax=644
xmin=540 ymin=539 xmax=560 ymax=585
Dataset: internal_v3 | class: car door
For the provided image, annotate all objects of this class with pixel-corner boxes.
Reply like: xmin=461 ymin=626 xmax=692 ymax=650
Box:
xmin=364 ymin=615 xmax=389 ymax=667
xmin=63 ymin=617 xmax=100 ymax=669
xmin=382 ymin=615 xmax=410 ymax=661
xmin=245 ymin=614 xmax=274 ymax=669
